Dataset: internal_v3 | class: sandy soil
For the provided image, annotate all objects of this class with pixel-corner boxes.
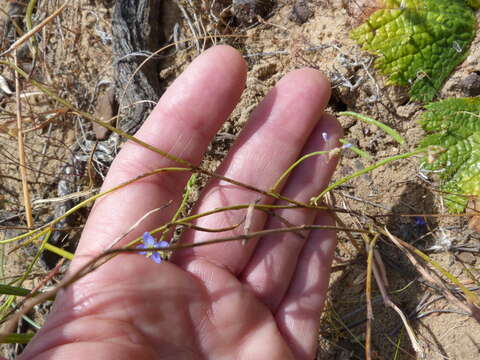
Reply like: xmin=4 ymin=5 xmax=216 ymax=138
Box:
xmin=0 ymin=0 xmax=479 ymax=359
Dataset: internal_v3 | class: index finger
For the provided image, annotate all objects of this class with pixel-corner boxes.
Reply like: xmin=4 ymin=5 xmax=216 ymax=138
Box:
xmin=72 ymin=46 xmax=247 ymax=271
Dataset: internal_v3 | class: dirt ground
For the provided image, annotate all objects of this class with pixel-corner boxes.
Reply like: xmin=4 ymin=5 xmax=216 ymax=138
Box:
xmin=0 ymin=0 xmax=480 ymax=359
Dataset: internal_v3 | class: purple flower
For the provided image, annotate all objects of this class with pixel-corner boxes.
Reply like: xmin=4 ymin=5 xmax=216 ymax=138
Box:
xmin=414 ymin=216 xmax=427 ymax=226
xmin=137 ymin=232 xmax=169 ymax=264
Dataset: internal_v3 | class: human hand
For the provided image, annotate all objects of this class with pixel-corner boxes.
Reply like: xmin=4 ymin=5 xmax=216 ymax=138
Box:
xmin=19 ymin=45 xmax=342 ymax=360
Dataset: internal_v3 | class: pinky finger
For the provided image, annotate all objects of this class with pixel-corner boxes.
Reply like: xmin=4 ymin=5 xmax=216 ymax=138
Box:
xmin=274 ymin=212 xmax=337 ymax=360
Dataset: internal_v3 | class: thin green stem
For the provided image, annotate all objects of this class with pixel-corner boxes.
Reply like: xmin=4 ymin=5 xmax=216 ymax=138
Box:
xmin=339 ymin=139 xmax=371 ymax=158
xmin=25 ymin=0 xmax=38 ymax=61
xmin=171 ymin=174 xmax=197 ymax=223
xmin=311 ymin=149 xmax=425 ymax=205
xmin=270 ymin=150 xmax=332 ymax=192
xmin=126 ymin=203 xmax=315 ymax=248
xmin=1 ymin=167 xmax=192 ymax=244
xmin=2 ymin=59 xmax=309 ymax=209
xmin=44 ymin=243 xmax=73 ymax=260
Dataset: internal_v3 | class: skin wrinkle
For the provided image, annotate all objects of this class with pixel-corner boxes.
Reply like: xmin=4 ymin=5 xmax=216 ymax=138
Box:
xmin=239 ymin=114 xmax=342 ymax=318
xmin=183 ymin=260 xmax=227 ymax=358
xmin=37 ymin=278 xmax=101 ymax=331
xmin=148 ymin=103 xmax=215 ymax=162
xmin=211 ymin=294 xmax=263 ymax=357
xmin=222 ymin=115 xmax=323 ymax=189
xmin=184 ymin=259 xmax=266 ymax=356
xmin=225 ymin=142 xmax=278 ymax=187
xmin=235 ymin=320 xmax=293 ymax=360
xmin=192 ymin=183 xmax=267 ymax=231
xmin=166 ymin=128 xmax=198 ymax=166
xmin=22 ymin=316 xmax=148 ymax=359
xmin=33 ymin=341 xmax=157 ymax=360
xmin=58 ymin=276 xmax=198 ymax=356
xmin=203 ymin=261 xmax=292 ymax=360
xmin=157 ymin=105 xmax=218 ymax=142
xmin=174 ymin=76 xmax=335 ymax=296
xmin=187 ymin=223 xmax=263 ymax=276
xmin=275 ymin=223 xmax=337 ymax=358
xmin=109 ymin=145 xmax=190 ymax=192
xmin=257 ymin=111 xmax=317 ymax=150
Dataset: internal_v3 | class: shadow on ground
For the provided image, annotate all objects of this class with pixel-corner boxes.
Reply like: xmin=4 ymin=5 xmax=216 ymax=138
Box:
xmin=319 ymin=182 xmax=446 ymax=359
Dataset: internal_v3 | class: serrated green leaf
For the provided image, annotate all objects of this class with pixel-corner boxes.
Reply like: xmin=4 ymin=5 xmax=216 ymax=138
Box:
xmin=351 ymin=0 xmax=477 ymax=102
xmin=418 ymin=97 xmax=480 ymax=212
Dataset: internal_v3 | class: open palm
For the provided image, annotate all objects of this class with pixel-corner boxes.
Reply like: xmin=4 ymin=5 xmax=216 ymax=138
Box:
xmin=18 ymin=46 xmax=342 ymax=360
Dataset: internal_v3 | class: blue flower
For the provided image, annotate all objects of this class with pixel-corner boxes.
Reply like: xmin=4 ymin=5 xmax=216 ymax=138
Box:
xmin=414 ymin=216 xmax=427 ymax=226
xmin=137 ymin=232 xmax=169 ymax=264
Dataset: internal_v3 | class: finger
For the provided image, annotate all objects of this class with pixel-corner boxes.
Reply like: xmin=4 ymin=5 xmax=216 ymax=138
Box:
xmin=72 ymin=46 xmax=247 ymax=270
xmin=174 ymin=69 xmax=331 ymax=275
xmin=241 ymin=114 xmax=342 ymax=310
xmin=274 ymin=214 xmax=337 ymax=360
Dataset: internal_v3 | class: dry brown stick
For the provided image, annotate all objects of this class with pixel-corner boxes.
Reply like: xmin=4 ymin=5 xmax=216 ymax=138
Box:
xmin=373 ymin=248 xmax=389 ymax=287
xmin=329 ymin=192 xmax=365 ymax=254
xmin=365 ymin=234 xmax=377 ymax=360
xmin=383 ymin=227 xmax=479 ymax=319
xmin=14 ymin=50 xmax=33 ymax=227
xmin=362 ymin=231 xmax=423 ymax=357
xmin=0 ymin=1 xmax=70 ymax=57
xmin=330 ymin=201 xmax=363 ymax=253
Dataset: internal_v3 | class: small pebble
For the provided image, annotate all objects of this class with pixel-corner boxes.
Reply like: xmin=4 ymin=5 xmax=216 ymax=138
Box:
xmin=233 ymin=0 xmax=274 ymax=23
xmin=457 ymin=252 xmax=476 ymax=265
xmin=459 ymin=72 xmax=480 ymax=97
xmin=289 ymin=0 xmax=312 ymax=24
xmin=94 ymin=87 xmax=116 ymax=140
xmin=85 ymin=13 xmax=97 ymax=28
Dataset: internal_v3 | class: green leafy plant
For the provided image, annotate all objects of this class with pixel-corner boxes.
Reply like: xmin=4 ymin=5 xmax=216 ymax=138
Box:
xmin=418 ymin=97 xmax=480 ymax=212
xmin=351 ymin=0 xmax=478 ymax=102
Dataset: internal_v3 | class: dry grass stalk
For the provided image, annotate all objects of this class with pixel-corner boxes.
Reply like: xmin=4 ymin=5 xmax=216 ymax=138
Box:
xmin=106 ymin=203 xmax=173 ymax=250
xmin=333 ymin=212 xmax=363 ymax=253
xmin=1 ymin=1 xmax=69 ymax=57
xmin=363 ymin=231 xmax=423 ymax=357
xmin=242 ymin=199 xmax=260 ymax=246
xmin=384 ymin=227 xmax=480 ymax=320
xmin=14 ymin=50 xmax=33 ymax=228
xmin=365 ymin=234 xmax=378 ymax=360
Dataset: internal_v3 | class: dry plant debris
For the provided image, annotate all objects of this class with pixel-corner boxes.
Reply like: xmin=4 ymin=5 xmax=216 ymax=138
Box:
xmin=0 ymin=1 xmax=479 ymax=359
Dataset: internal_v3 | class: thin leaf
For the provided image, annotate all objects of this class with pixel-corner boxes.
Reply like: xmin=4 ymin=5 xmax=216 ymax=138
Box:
xmin=339 ymin=111 xmax=405 ymax=144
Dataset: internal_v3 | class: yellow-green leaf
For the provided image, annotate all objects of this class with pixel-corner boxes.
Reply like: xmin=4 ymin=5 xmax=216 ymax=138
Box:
xmin=418 ymin=97 xmax=480 ymax=212
xmin=351 ymin=0 xmax=478 ymax=102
